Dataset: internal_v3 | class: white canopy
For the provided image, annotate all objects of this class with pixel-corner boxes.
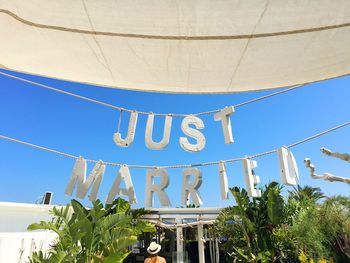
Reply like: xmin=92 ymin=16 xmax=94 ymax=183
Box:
xmin=0 ymin=0 xmax=350 ymax=93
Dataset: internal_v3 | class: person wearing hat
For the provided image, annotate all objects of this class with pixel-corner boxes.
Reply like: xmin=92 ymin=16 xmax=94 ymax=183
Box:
xmin=144 ymin=242 xmax=166 ymax=263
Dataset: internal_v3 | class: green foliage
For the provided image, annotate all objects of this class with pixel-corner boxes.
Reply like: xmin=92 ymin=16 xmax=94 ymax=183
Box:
xmin=272 ymin=225 xmax=298 ymax=261
xmin=177 ymin=203 xmax=200 ymax=208
xmin=291 ymin=196 xmax=350 ymax=261
xmin=290 ymin=205 xmax=329 ymax=257
xmin=213 ymin=182 xmax=350 ymax=262
xmin=212 ymin=182 xmax=295 ymax=262
xmin=288 ymin=185 xmax=325 ymax=204
xmin=27 ymin=198 xmax=155 ymax=263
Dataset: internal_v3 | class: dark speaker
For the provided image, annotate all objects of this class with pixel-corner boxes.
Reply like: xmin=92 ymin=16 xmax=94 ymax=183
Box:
xmin=43 ymin=191 xmax=53 ymax=205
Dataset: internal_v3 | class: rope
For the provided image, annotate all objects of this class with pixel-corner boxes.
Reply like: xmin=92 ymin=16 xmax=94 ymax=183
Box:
xmin=1 ymin=9 xmax=350 ymax=40
xmin=147 ymin=219 xmax=215 ymax=229
xmin=117 ymin=110 xmax=123 ymax=133
xmin=0 ymin=70 xmax=304 ymax=117
xmin=0 ymin=135 xmax=77 ymax=159
xmin=0 ymin=71 xmax=128 ymax=112
xmin=0 ymin=121 xmax=349 ymax=169
xmin=287 ymin=121 xmax=350 ymax=148
xmin=234 ymin=85 xmax=303 ymax=108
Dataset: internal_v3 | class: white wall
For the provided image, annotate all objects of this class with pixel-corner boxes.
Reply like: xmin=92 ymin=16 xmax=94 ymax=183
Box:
xmin=0 ymin=202 xmax=58 ymax=262
xmin=0 ymin=202 xmax=55 ymax=232
xmin=0 ymin=231 xmax=57 ymax=263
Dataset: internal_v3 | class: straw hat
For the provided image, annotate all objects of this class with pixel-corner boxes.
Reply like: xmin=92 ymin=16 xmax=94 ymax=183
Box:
xmin=147 ymin=242 xmax=161 ymax=254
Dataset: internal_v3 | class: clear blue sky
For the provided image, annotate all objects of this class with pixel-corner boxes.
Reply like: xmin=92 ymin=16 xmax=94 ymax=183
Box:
xmin=0 ymin=68 xmax=349 ymax=208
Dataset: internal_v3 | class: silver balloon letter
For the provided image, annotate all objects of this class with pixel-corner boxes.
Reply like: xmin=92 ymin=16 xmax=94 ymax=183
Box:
xmin=114 ymin=111 xmax=138 ymax=147
xmin=214 ymin=106 xmax=235 ymax=144
xmin=179 ymin=116 xmax=206 ymax=152
xmin=65 ymin=157 xmax=106 ymax=201
xmin=106 ymin=165 xmax=137 ymax=204
xmin=145 ymin=169 xmax=171 ymax=207
xmin=218 ymin=162 xmax=229 ymax=200
xmin=181 ymin=168 xmax=203 ymax=206
xmin=145 ymin=114 xmax=172 ymax=150
xmin=278 ymin=147 xmax=299 ymax=185
xmin=242 ymin=159 xmax=261 ymax=197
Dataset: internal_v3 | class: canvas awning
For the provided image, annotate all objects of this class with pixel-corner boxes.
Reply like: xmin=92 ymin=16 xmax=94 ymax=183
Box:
xmin=0 ymin=0 xmax=350 ymax=93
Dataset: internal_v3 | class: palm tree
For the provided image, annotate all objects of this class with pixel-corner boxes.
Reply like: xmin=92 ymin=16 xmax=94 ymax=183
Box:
xmin=288 ymin=185 xmax=325 ymax=203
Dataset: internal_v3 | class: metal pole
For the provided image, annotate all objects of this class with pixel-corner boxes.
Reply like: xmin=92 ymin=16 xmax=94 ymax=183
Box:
xmin=176 ymin=218 xmax=184 ymax=263
xmin=197 ymin=224 xmax=205 ymax=263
